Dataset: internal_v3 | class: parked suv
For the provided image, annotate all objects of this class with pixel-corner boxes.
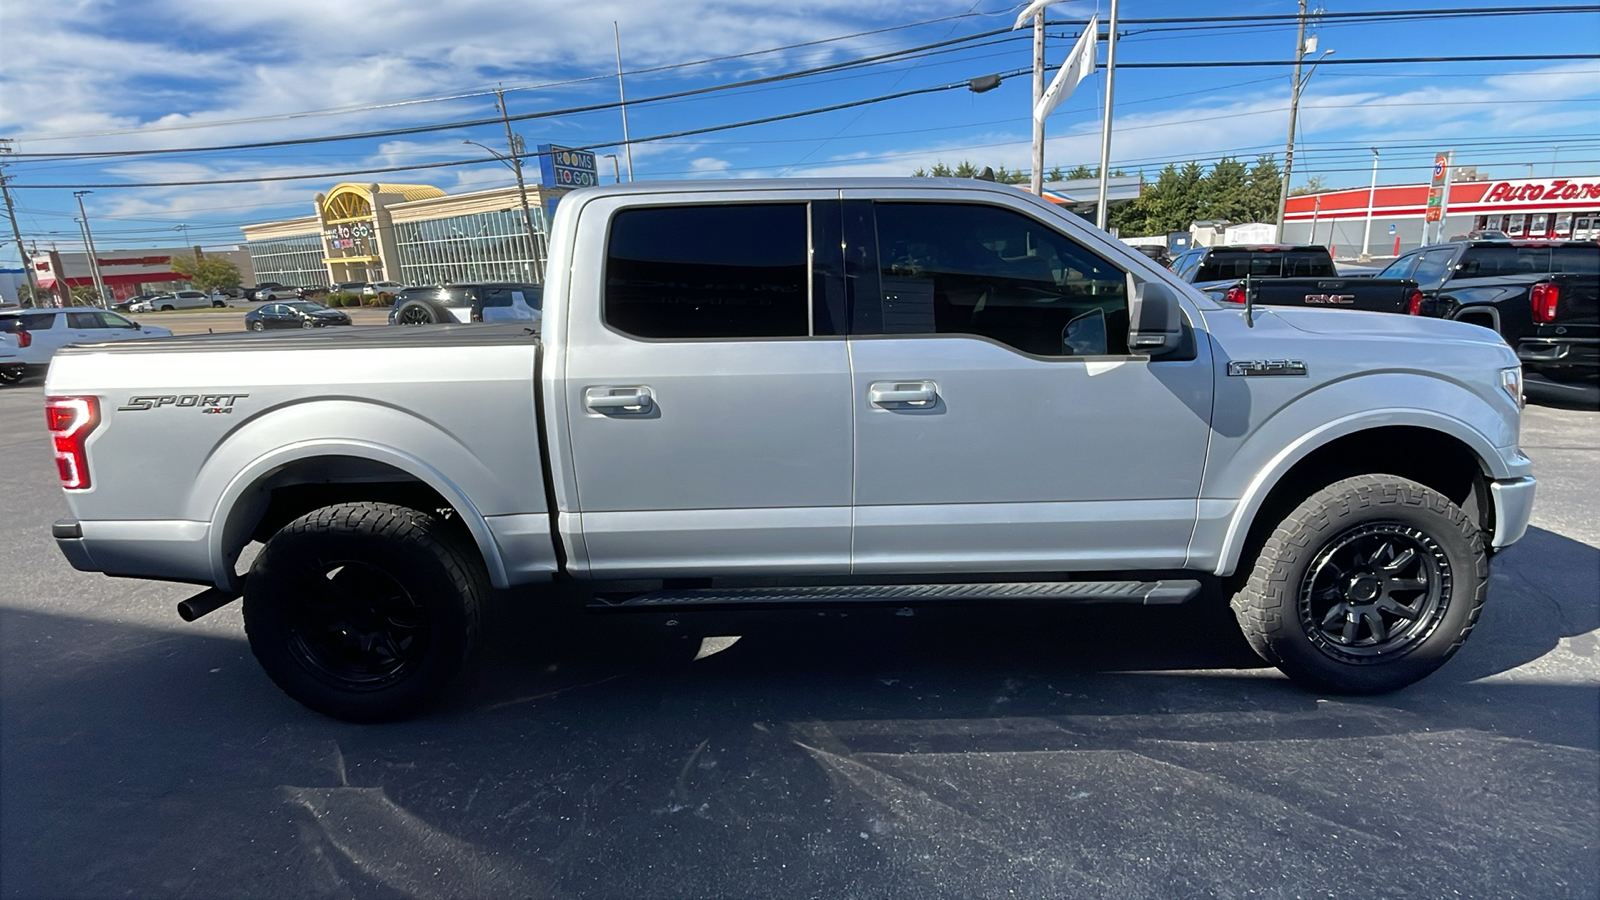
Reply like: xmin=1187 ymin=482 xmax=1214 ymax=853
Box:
xmin=1 ymin=308 xmax=171 ymax=377
xmin=388 ymin=282 xmax=541 ymax=325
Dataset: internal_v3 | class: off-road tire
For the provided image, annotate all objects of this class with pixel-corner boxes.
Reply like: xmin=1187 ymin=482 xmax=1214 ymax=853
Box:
xmin=1230 ymin=474 xmax=1488 ymax=694
xmin=244 ymin=502 xmax=486 ymax=721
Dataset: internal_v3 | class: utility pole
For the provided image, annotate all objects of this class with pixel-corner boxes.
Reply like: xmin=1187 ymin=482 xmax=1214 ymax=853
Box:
xmin=614 ymin=22 xmax=636 ymax=182
xmin=497 ymin=89 xmax=545 ymax=283
xmin=1094 ymin=0 xmax=1120 ymax=231
xmin=72 ymin=190 xmax=109 ymax=308
xmin=1030 ymin=13 xmax=1046 ymax=197
xmin=0 ymin=148 xmax=41 ymax=301
xmin=1275 ymin=0 xmax=1309 ymax=237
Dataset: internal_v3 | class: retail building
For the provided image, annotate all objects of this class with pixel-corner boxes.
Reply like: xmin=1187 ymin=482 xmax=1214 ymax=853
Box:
xmin=241 ymin=181 xmax=560 ymax=289
xmin=1282 ymin=173 xmax=1600 ymax=259
xmin=26 ymin=247 xmax=254 ymax=303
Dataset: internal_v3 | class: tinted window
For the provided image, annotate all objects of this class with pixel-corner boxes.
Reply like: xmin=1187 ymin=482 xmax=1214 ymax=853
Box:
xmin=605 ymin=204 xmax=809 ymax=339
xmin=868 ymin=202 xmax=1129 ymax=356
xmin=1377 ymin=253 xmax=1420 ymax=279
xmin=438 ymin=287 xmax=479 ymax=308
xmin=68 ymin=311 xmax=107 ymax=329
xmin=1411 ymin=249 xmax=1458 ymax=288
xmin=1195 ymin=249 xmax=1335 ymax=281
xmin=1458 ymin=244 xmax=1600 ymax=277
xmin=483 ymin=287 xmax=514 ymax=308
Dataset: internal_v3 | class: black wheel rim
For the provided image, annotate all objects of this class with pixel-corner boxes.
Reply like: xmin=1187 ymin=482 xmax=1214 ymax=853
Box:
xmin=285 ymin=560 xmax=430 ymax=689
xmin=1298 ymin=523 xmax=1452 ymax=663
xmin=398 ymin=305 xmax=432 ymax=324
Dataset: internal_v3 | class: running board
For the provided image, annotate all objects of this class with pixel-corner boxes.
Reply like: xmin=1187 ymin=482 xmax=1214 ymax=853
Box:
xmin=589 ymin=579 xmax=1202 ymax=610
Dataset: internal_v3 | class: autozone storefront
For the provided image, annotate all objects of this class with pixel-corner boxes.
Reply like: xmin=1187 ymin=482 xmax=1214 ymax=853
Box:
xmin=1282 ymin=175 xmax=1600 ymax=258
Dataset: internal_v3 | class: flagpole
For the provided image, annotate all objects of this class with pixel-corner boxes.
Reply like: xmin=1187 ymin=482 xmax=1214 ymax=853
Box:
xmin=1030 ymin=13 xmax=1046 ymax=196
xmin=1094 ymin=0 xmax=1119 ymax=231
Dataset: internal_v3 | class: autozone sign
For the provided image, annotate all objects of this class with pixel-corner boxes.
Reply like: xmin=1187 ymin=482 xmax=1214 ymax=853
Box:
xmin=1482 ymin=179 xmax=1600 ymax=204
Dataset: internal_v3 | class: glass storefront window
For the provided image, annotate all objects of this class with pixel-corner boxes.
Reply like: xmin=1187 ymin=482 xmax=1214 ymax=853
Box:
xmin=246 ymin=233 xmax=326 ymax=286
xmin=392 ymin=207 xmax=547 ymax=287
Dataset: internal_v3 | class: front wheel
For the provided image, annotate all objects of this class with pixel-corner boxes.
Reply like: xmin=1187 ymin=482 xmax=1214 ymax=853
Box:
xmin=0 ymin=365 xmax=23 ymax=384
xmin=396 ymin=302 xmax=439 ymax=325
xmin=244 ymin=502 xmax=486 ymax=721
xmin=213 ymin=300 xmax=226 ymax=308
xmin=159 ymin=305 xmax=174 ymax=311
xmin=1230 ymin=474 xmax=1487 ymax=694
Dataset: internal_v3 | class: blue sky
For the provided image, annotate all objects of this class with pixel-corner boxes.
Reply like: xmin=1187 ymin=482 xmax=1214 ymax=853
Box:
xmin=1 ymin=0 xmax=1597 ymax=262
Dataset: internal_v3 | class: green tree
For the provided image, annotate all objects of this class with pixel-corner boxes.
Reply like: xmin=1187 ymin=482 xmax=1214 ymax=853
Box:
xmin=169 ymin=254 xmax=242 ymax=292
xmin=15 ymin=283 xmax=53 ymax=307
xmin=1244 ymin=155 xmax=1283 ymax=223
xmin=929 ymin=161 xmax=954 ymax=176
xmin=1046 ymin=166 xmax=1065 ymax=182
xmin=1200 ymin=156 xmax=1251 ymax=223
xmin=1064 ymin=164 xmax=1096 ymax=180
xmin=69 ymin=285 xmax=103 ymax=306
xmin=1290 ymin=174 xmax=1329 ymax=196
xmin=952 ymin=159 xmax=980 ymax=178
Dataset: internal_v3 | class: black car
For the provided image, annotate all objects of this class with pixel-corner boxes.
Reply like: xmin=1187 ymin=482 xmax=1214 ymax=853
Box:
xmin=244 ymin=301 xmax=352 ymax=331
xmin=114 ymin=294 xmax=155 ymax=312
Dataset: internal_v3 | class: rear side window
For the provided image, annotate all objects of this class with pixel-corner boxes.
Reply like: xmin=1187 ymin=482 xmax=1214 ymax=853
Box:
xmin=67 ymin=312 xmax=107 ymax=329
xmin=605 ymin=204 xmax=809 ymax=339
xmin=1459 ymin=244 xmax=1600 ymax=276
xmin=17 ymin=312 xmax=57 ymax=330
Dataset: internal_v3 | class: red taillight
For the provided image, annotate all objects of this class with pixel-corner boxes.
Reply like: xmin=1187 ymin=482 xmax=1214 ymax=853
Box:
xmin=1531 ymin=282 xmax=1560 ymax=324
xmin=1222 ymin=286 xmax=1247 ymax=304
xmin=15 ymin=329 xmax=31 ymax=348
xmin=1407 ymin=289 xmax=1424 ymax=316
xmin=45 ymin=396 xmax=99 ymax=490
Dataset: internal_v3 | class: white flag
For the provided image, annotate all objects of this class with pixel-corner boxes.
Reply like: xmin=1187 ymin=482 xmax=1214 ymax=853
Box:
xmin=1034 ymin=15 xmax=1098 ymax=123
xmin=1012 ymin=0 xmax=1067 ymax=30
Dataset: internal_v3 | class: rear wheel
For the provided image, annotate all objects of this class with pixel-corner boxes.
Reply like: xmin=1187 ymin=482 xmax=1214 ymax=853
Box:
xmin=396 ymin=302 xmax=440 ymax=325
xmin=249 ymin=321 xmax=265 ymax=332
xmin=244 ymin=502 xmax=486 ymax=721
xmin=159 ymin=305 xmax=174 ymax=311
xmin=0 ymin=366 xmax=23 ymax=384
xmin=212 ymin=300 xmax=226 ymax=308
xmin=1230 ymin=474 xmax=1487 ymax=694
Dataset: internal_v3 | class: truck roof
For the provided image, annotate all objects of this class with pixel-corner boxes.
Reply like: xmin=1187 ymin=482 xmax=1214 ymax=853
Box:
xmin=564 ymin=176 xmax=1035 ymax=198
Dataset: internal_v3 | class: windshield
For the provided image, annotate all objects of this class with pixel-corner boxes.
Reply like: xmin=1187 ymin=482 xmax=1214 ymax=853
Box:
xmin=1459 ymin=244 xmax=1600 ymax=276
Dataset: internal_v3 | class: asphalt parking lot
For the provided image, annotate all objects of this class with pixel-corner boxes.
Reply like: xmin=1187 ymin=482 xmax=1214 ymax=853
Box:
xmin=1 ymin=382 xmax=1595 ymax=899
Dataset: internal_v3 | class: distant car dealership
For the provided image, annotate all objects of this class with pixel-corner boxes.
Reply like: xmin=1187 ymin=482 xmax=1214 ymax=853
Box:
xmin=1282 ymin=173 xmax=1600 ymax=258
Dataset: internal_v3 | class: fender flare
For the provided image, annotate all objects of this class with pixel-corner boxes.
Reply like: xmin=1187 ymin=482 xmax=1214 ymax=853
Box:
xmin=206 ymin=439 xmax=509 ymax=591
xmin=1213 ymin=407 xmax=1509 ymax=577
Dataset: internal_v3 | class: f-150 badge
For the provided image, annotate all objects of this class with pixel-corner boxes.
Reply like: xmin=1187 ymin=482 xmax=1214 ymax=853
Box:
xmin=118 ymin=393 xmax=249 ymax=413
xmin=1227 ymin=360 xmax=1307 ymax=377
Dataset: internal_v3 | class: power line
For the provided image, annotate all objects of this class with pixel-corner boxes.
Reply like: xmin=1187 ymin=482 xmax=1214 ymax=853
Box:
xmin=6 ymin=75 xmax=1013 ymax=190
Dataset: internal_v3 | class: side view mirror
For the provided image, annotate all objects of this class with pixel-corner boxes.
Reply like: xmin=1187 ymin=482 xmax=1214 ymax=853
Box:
xmin=1128 ymin=280 xmax=1186 ymax=358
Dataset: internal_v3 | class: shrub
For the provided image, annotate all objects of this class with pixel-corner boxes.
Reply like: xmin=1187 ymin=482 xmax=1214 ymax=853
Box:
xmin=325 ymin=291 xmax=362 ymax=307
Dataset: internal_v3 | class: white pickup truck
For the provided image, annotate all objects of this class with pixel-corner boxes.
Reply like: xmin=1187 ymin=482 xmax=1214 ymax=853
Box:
xmin=45 ymin=179 xmax=1536 ymax=721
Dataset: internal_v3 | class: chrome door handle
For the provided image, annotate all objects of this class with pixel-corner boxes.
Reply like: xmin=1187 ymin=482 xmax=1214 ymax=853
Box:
xmin=868 ymin=381 xmax=936 ymax=408
xmin=584 ymin=386 xmax=653 ymax=412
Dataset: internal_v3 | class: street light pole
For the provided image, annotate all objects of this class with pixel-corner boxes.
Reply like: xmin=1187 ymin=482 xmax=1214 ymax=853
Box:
xmin=603 ymin=154 xmax=621 ymax=184
xmin=1361 ymin=148 xmax=1379 ymax=259
xmin=614 ymin=22 xmax=636 ymax=182
xmin=1094 ymin=0 xmax=1120 ymax=231
xmin=1030 ymin=13 xmax=1046 ymax=197
xmin=72 ymin=190 xmax=109 ymax=308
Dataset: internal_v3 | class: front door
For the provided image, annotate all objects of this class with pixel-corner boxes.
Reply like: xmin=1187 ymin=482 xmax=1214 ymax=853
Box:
xmin=842 ymin=193 xmax=1215 ymax=574
xmin=562 ymin=193 xmax=854 ymax=578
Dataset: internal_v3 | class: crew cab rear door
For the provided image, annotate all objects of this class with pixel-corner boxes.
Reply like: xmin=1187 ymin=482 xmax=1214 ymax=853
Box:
xmin=560 ymin=191 xmax=853 ymax=578
xmin=839 ymin=189 xmax=1214 ymax=573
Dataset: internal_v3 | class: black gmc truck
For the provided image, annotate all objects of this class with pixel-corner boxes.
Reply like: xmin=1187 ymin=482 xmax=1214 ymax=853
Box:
xmin=1169 ymin=245 xmax=1421 ymax=314
xmin=1377 ymin=240 xmax=1599 ymax=387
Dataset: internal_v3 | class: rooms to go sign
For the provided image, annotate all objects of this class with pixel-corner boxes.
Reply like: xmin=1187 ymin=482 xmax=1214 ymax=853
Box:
xmin=538 ymin=144 xmax=599 ymax=189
